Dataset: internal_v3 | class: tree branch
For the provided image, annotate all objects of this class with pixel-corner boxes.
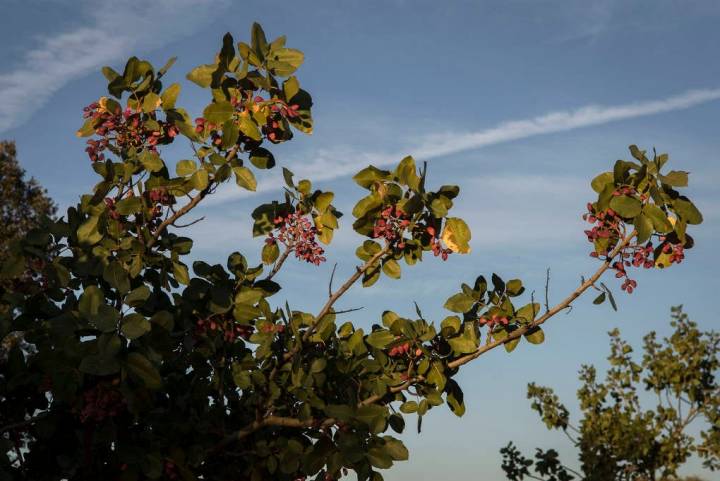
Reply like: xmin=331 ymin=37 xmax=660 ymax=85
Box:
xmin=146 ymin=146 xmax=239 ymax=248
xmin=265 ymin=245 xmax=293 ymax=281
xmin=447 ymin=231 xmax=636 ymax=370
xmin=217 ymin=415 xmax=336 ymax=449
xmin=301 ymin=246 xmax=389 ymax=344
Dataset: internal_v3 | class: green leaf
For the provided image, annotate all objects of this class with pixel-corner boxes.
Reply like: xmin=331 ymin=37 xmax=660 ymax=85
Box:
xmin=382 ymin=437 xmax=409 ymax=461
xmin=524 ymin=327 xmax=545 ymax=345
xmin=125 ymin=285 xmax=150 ymax=306
xmin=515 ymin=303 xmax=540 ymax=323
xmin=593 ymin=292 xmax=606 ymax=305
xmin=590 ymin=171 xmax=614 ymax=193
xmin=314 ymin=192 xmax=334 ymax=212
xmin=643 ymin=204 xmax=673 ymax=233
xmin=443 ymin=292 xmax=475 ymax=313
xmin=115 ymin=197 xmax=142 ymax=215
xmin=659 ymin=170 xmax=689 ymax=187
xmin=176 ymin=159 xmax=197 ymax=177
xmin=609 ymin=195 xmax=642 ymax=218
xmin=283 ymin=76 xmax=300 ymax=100
xmin=221 ymin=120 xmax=239 ymax=149
xmin=382 ymin=259 xmax=401 ymax=279
xmin=251 ymin=22 xmax=269 ymax=59
xmin=366 ymin=330 xmax=395 ymax=349
xmin=77 ymin=215 xmax=103 ymax=245
xmin=249 ymin=148 xmax=275 ymax=169
xmin=634 ymin=213 xmax=653 ymax=243
xmin=504 ymin=336 xmax=521 ymax=353
xmin=173 ymin=262 xmax=190 ymax=285
xmin=121 ymin=313 xmax=151 ymax=339
xmin=79 ymin=355 xmax=120 ymax=376
xmin=189 ymin=169 xmax=209 ymax=191
xmin=158 ymin=56 xmax=177 ymax=77
xmin=139 ymin=150 xmax=163 ymax=172
xmin=400 ymin=401 xmax=418 ymax=414
xmin=266 ymin=48 xmax=304 ymax=76
xmin=448 ymin=335 xmax=477 ymax=355
xmin=233 ymin=166 xmax=257 ymax=191
xmin=103 ymin=261 xmax=130 ymax=294
xmin=395 ymin=156 xmax=420 ymax=190
xmin=125 ymin=352 xmax=162 ymax=390
xmin=440 ymin=315 xmax=462 ymax=335
xmin=441 ymin=217 xmax=471 ymax=254
xmin=203 ymin=101 xmax=234 ymax=124
xmin=261 ymin=242 xmax=280 ymax=264
xmin=142 ymin=92 xmax=160 ymax=113
xmin=186 ymin=64 xmax=216 ymax=88
xmin=92 ymin=305 xmax=120 ymax=333
xmin=672 ymin=198 xmax=703 ymax=225
xmin=79 ymin=286 xmax=104 ymax=318
xmin=239 ymin=116 xmax=262 ymax=141
xmin=353 ymin=166 xmax=390 ymax=188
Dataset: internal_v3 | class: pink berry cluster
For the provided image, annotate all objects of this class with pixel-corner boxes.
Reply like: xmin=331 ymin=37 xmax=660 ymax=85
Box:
xmin=260 ymin=323 xmax=285 ymax=334
xmin=164 ymin=460 xmax=179 ymax=480
xmin=478 ymin=314 xmax=510 ymax=331
xmin=388 ymin=338 xmax=423 ymax=358
xmin=78 ymin=384 xmax=125 ymax=424
xmin=266 ymin=212 xmax=326 ymax=265
xmin=82 ymin=101 xmax=178 ymax=162
xmin=584 ymin=202 xmax=685 ymax=294
xmin=583 ymin=203 xmax=622 ymax=247
xmin=425 ymin=225 xmax=452 ymax=261
xmin=194 ymin=93 xmax=301 ymax=149
xmin=195 ymin=316 xmax=254 ymax=342
xmin=372 ymin=206 xmax=411 ymax=248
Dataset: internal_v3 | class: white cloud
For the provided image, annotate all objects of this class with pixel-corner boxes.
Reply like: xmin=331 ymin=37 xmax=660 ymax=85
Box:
xmin=0 ymin=0 xmax=229 ymax=133
xmin=209 ymin=86 xmax=720 ymax=205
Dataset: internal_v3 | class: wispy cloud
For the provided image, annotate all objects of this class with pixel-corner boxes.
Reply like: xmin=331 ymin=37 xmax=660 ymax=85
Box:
xmin=0 ymin=0 xmax=228 ymax=133
xmin=210 ymin=86 xmax=720 ymax=204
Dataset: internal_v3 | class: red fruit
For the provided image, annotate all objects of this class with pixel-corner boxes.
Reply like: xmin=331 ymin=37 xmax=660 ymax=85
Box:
xmin=415 ymin=348 xmax=423 ymax=357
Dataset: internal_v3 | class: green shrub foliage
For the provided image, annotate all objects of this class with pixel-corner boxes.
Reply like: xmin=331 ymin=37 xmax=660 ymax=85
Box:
xmin=0 ymin=24 xmax=705 ymax=481
xmin=501 ymin=307 xmax=720 ymax=481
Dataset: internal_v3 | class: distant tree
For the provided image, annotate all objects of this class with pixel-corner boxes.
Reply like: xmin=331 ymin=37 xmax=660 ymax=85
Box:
xmin=501 ymin=307 xmax=720 ymax=481
xmin=0 ymin=141 xmax=56 ymax=358
xmin=0 ymin=141 xmax=57 ymax=257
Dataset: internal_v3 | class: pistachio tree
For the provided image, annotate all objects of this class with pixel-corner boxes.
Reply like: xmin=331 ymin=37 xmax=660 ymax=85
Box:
xmin=500 ymin=307 xmax=719 ymax=481
xmin=0 ymin=23 xmax=705 ymax=481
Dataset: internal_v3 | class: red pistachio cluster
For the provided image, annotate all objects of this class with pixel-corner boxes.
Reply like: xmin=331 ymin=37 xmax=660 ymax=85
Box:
xmin=388 ymin=339 xmax=423 ymax=358
xmin=266 ymin=212 xmax=326 ymax=265
xmin=425 ymin=225 xmax=452 ymax=261
xmin=164 ymin=460 xmax=179 ymax=480
xmin=260 ymin=323 xmax=285 ymax=334
xmin=584 ymin=202 xmax=685 ymax=294
xmin=82 ymin=101 xmax=178 ymax=162
xmin=195 ymin=316 xmax=253 ymax=342
xmin=78 ymin=384 xmax=125 ymax=424
xmin=478 ymin=314 xmax=510 ymax=331
xmin=372 ymin=206 xmax=410 ymax=248
xmin=193 ymin=94 xmax=301 ymax=149
xmin=583 ymin=203 xmax=622 ymax=248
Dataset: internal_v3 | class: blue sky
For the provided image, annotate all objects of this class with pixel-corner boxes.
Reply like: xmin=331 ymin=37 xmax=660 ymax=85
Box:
xmin=2 ymin=1 xmax=720 ymax=479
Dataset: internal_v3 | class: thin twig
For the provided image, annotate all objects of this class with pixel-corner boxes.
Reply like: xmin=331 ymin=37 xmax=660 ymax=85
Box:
xmin=265 ymin=246 xmax=292 ymax=281
xmin=544 ymin=267 xmax=551 ymax=313
xmin=172 ymin=216 xmax=205 ymax=228
xmin=333 ymin=307 xmax=365 ymax=315
xmin=328 ymin=263 xmax=338 ymax=298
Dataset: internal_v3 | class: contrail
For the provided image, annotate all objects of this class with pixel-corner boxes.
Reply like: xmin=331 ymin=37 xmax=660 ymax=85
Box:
xmin=209 ymin=87 xmax=720 ymax=204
